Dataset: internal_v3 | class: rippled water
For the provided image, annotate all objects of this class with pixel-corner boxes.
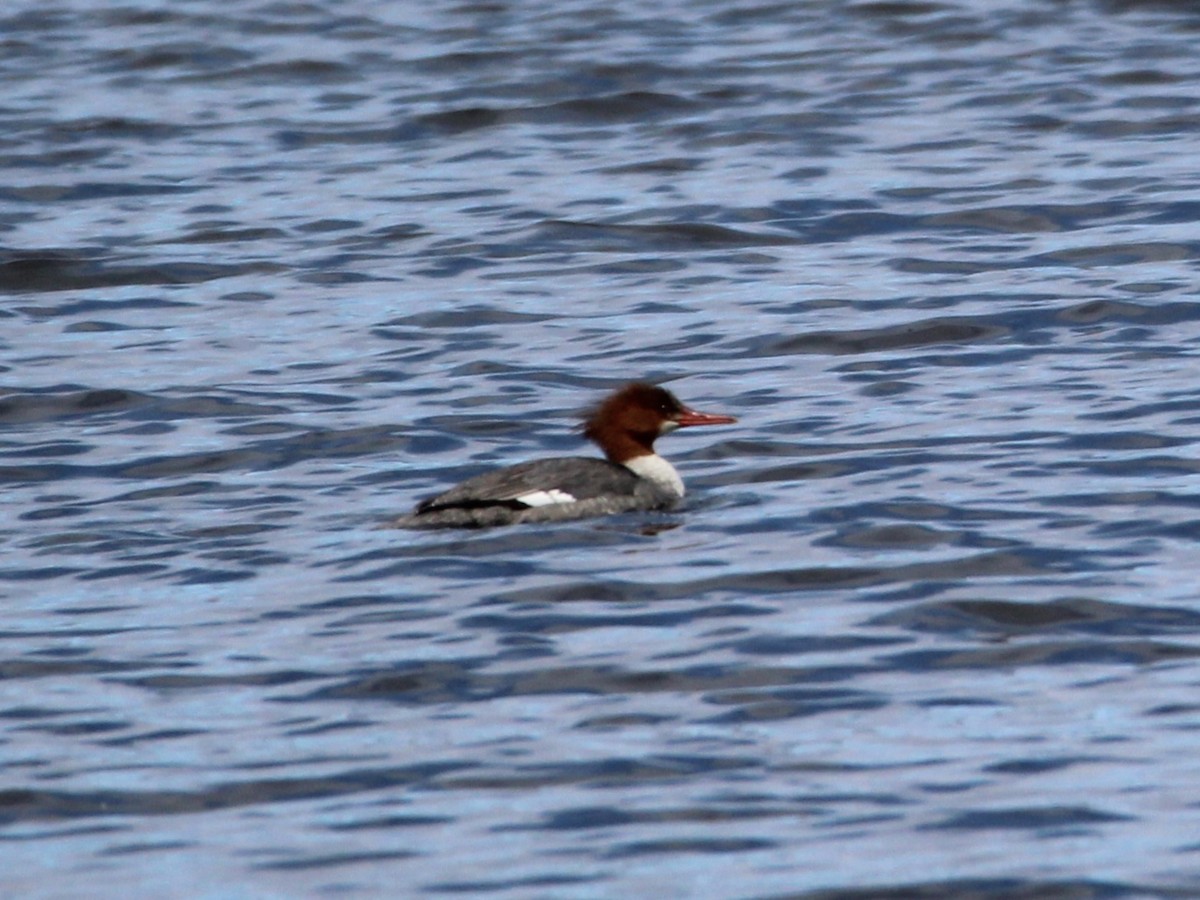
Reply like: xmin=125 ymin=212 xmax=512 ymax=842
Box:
xmin=5 ymin=0 xmax=1200 ymax=896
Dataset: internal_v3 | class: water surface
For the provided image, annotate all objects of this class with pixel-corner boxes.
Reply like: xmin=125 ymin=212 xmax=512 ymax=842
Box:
xmin=5 ymin=0 xmax=1200 ymax=896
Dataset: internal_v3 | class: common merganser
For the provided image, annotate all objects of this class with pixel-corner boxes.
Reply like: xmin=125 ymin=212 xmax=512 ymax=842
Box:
xmin=392 ymin=382 xmax=736 ymax=528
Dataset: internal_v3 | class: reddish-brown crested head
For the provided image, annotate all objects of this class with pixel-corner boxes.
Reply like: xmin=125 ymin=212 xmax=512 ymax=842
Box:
xmin=582 ymin=382 xmax=736 ymax=463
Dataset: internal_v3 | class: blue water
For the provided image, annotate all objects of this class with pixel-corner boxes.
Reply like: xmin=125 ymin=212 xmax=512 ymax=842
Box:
xmin=5 ymin=0 xmax=1200 ymax=896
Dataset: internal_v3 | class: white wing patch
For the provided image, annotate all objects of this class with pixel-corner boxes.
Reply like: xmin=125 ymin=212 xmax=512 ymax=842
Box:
xmin=515 ymin=488 xmax=578 ymax=508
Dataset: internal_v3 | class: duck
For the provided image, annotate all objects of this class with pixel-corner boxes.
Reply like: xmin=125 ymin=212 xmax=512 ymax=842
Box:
xmin=392 ymin=382 xmax=736 ymax=528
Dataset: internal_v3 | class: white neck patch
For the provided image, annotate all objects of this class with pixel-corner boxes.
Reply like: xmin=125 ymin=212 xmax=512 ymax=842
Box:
xmin=623 ymin=453 xmax=684 ymax=498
